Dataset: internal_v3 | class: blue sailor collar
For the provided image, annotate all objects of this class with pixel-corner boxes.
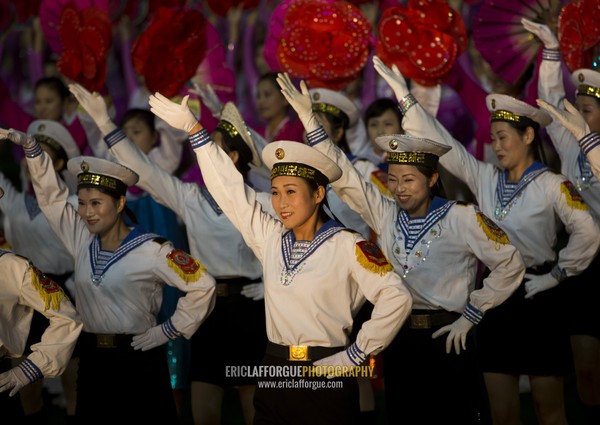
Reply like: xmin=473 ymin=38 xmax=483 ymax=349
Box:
xmin=396 ymin=196 xmax=454 ymax=251
xmin=89 ymin=225 xmax=159 ymax=286
xmin=281 ymin=219 xmax=346 ymax=272
xmin=496 ymin=160 xmax=549 ymax=208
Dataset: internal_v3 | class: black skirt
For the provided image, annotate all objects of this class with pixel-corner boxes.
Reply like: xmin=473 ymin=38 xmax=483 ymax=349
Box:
xmin=477 ymin=273 xmax=572 ymax=376
xmin=563 ymin=252 xmax=600 ymax=339
xmin=190 ymin=278 xmax=267 ymax=386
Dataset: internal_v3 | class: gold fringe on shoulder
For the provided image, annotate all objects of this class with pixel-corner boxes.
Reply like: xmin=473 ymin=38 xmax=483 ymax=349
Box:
xmin=476 ymin=213 xmax=510 ymax=245
xmin=167 ymin=249 xmax=206 ymax=284
xmin=355 ymin=241 xmax=394 ymax=276
xmin=30 ymin=267 xmax=67 ymax=311
xmin=561 ymin=181 xmax=588 ymax=210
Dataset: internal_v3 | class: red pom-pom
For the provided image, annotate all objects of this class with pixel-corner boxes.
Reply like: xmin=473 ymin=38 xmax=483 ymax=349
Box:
xmin=131 ymin=7 xmax=207 ymax=98
xmin=375 ymin=0 xmax=466 ymax=86
xmin=559 ymin=0 xmax=600 ymax=72
xmin=56 ymin=3 xmax=112 ymax=92
xmin=274 ymin=0 xmax=372 ymax=91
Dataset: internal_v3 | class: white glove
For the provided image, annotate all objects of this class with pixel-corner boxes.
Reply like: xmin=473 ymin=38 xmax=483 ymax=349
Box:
xmin=524 ymin=273 xmax=559 ymax=299
xmin=0 ymin=127 xmax=36 ymax=147
xmin=131 ymin=320 xmax=179 ymax=351
xmin=240 ymin=282 xmax=264 ymax=301
xmin=68 ymin=83 xmax=115 ymax=135
xmin=0 ymin=365 xmax=33 ymax=396
xmin=149 ymin=93 xmax=199 ymax=133
xmin=312 ymin=343 xmax=366 ymax=379
xmin=373 ymin=55 xmax=409 ymax=101
xmin=276 ymin=72 xmax=320 ymax=133
xmin=521 ymin=18 xmax=559 ymax=50
xmin=537 ymin=98 xmax=591 ymax=141
xmin=189 ymin=83 xmax=223 ymax=119
xmin=431 ymin=316 xmax=474 ymax=355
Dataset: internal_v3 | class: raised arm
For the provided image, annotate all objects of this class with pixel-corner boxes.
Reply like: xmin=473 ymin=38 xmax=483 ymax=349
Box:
xmin=148 ymin=93 xmax=279 ymax=262
xmin=277 ymin=72 xmax=393 ymax=234
xmin=373 ymin=56 xmax=487 ymax=197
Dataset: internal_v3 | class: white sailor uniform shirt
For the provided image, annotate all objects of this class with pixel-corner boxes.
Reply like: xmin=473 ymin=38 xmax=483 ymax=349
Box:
xmin=402 ymin=101 xmax=600 ymax=276
xmin=104 ymin=128 xmax=271 ymax=279
xmin=538 ymin=50 xmax=600 ymax=222
xmin=25 ymin=146 xmax=216 ymax=337
xmin=187 ymin=129 xmax=413 ymax=355
xmin=0 ymin=172 xmax=75 ymax=275
xmin=0 ymin=250 xmax=82 ymax=377
xmin=307 ymin=127 xmax=525 ymax=320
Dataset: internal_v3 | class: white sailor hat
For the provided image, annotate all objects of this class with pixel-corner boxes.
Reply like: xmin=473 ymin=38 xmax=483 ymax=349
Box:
xmin=571 ymin=69 xmax=600 ymax=100
xmin=27 ymin=120 xmax=80 ymax=159
xmin=67 ymin=156 xmax=139 ymax=196
xmin=486 ymin=93 xmax=552 ymax=128
xmin=309 ymin=88 xmax=360 ymax=129
xmin=217 ymin=102 xmax=262 ymax=167
xmin=262 ymin=141 xmax=342 ymax=184
xmin=374 ymin=133 xmax=451 ymax=170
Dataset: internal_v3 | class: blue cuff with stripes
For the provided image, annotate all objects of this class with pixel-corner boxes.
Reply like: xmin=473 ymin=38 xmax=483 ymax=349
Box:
xmin=189 ymin=128 xmax=211 ymax=150
xmin=346 ymin=342 xmax=367 ymax=366
xmin=462 ymin=303 xmax=484 ymax=325
xmin=24 ymin=139 xmax=42 ymax=158
xmin=579 ymin=132 xmax=600 ymax=155
xmin=306 ymin=126 xmax=328 ymax=147
xmin=542 ymin=48 xmax=561 ymax=61
xmin=104 ymin=128 xmax=127 ymax=148
xmin=550 ymin=265 xmax=567 ymax=283
xmin=19 ymin=359 xmax=43 ymax=383
xmin=161 ymin=318 xmax=180 ymax=340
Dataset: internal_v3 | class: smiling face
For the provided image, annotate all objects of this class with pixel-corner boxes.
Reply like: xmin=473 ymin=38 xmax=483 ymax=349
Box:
xmin=387 ymin=164 xmax=437 ymax=217
xmin=490 ymin=121 xmax=534 ymax=173
xmin=271 ymin=175 xmax=325 ymax=233
xmin=77 ymin=187 xmax=125 ymax=237
xmin=575 ymin=95 xmax=600 ymax=133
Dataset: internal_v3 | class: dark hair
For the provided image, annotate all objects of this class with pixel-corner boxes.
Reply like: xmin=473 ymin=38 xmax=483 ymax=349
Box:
xmin=317 ymin=111 xmax=350 ymax=153
xmin=216 ymin=129 xmax=253 ymax=179
xmin=120 ymin=108 xmax=156 ymax=131
xmin=258 ymin=72 xmax=281 ymax=89
xmin=365 ymin=98 xmax=403 ymax=127
xmin=505 ymin=120 xmax=545 ymax=163
xmin=414 ymin=165 xmax=445 ymax=198
xmin=303 ymin=178 xmax=332 ymax=223
xmin=34 ymin=77 xmax=70 ymax=101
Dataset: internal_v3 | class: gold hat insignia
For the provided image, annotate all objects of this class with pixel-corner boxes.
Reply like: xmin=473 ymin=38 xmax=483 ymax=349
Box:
xmin=275 ymin=148 xmax=285 ymax=160
xmin=579 ymin=73 xmax=585 ymax=82
xmin=312 ymin=92 xmax=320 ymax=101
xmin=389 ymin=140 xmax=399 ymax=150
xmin=80 ymin=161 xmax=90 ymax=173
xmin=491 ymin=99 xmax=496 ymax=109
xmin=38 ymin=124 xmax=45 ymax=132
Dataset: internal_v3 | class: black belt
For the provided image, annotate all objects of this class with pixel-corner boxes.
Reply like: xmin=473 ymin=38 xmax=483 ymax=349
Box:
xmin=408 ymin=310 xmax=460 ymax=329
xmin=215 ymin=276 xmax=261 ymax=297
xmin=266 ymin=341 xmax=343 ymax=362
xmin=525 ymin=262 xmax=554 ymax=276
xmin=80 ymin=332 xmax=134 ymax=349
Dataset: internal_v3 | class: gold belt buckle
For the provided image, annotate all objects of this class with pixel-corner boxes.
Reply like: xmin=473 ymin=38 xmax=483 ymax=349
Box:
xmin=216 ymin=283 xmax=228 ymax=297
xmin=289 ymin=345 xmax=310 ymax=361
xmin=96 ymin=334 xmax=116 ymax=348
xmin=410 ymin=314 xmax=431 ymax=329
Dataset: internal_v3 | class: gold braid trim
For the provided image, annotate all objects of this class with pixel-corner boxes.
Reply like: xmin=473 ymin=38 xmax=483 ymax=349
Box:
xmin=30 ymin=267 xmax=67 ymax=311
xmin=166 ymin=249 xmax=206 ymax=284
xmin=476 ymin=213 xmax=510 ymax=245
xmin=355 ymin=241 xmax=394 ymax=276
xmin=560 ymin=181 xmax=588 ymax=210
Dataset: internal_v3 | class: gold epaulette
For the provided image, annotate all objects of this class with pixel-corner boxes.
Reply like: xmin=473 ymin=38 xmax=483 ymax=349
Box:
xmin=355 ymin=241 xmax=393 ymax=276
